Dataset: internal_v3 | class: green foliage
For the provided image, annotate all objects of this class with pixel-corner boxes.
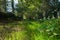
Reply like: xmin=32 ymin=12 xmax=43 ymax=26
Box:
xmin=0 ymin=0 xmax=60 ymax=40
xmin=25 ymin=18 xmax=60 ymax=40
xmin=16 ymin=0 xmax=43 ymax=19
xmin=0 ymin=19 xmax=60 ymax=40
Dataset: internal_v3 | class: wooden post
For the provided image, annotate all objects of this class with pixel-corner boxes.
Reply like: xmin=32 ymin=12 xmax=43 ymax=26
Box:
xmin=5 ymin=0 xmax=13 ymax=13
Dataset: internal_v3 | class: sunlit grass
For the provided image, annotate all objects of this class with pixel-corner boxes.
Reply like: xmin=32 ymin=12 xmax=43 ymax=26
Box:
xmin=4 ymin=31 xmax=27 ymax=40
xmin=0 ymin=18 xmax=60 ymax=40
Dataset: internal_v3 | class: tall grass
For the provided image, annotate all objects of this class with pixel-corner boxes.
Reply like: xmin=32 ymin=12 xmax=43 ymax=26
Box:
xmin=0 ymin=18 xmax=60 ymax=40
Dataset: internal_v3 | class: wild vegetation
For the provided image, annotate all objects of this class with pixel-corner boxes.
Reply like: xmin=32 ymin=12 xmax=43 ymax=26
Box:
xmin=0 ymin=0 xmax=60 ymax=40
xmin=0 ymin=18 xmax=59 ymax=40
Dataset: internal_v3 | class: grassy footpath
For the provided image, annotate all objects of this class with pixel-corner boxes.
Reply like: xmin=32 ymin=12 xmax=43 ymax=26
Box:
xmin=0 ymin=18 xmax=60 ymax=40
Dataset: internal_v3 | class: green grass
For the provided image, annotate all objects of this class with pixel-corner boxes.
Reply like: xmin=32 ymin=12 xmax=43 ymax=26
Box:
xmin=0 ymin=18 xmax=60 ymax=40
